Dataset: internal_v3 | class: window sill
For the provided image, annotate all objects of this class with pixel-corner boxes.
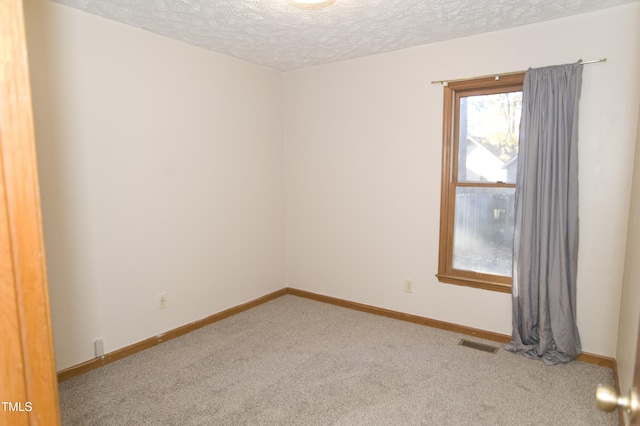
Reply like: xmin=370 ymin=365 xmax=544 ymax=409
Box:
xmin=436 ymin=274 xmax=512 ymax=294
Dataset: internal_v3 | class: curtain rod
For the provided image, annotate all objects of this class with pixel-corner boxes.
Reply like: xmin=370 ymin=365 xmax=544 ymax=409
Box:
xmin=431 ymin=58 xmax=607 ymax=86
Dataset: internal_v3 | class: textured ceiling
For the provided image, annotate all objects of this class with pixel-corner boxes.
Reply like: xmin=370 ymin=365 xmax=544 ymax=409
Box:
xmin=49 ymin=0 xmax=636 ymax=71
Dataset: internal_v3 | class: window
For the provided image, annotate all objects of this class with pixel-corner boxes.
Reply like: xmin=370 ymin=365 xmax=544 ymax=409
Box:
xmin=437 ymin=74 xmax=524 ymax=293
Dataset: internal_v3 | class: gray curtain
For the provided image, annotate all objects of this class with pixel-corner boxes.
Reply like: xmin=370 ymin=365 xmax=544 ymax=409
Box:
xmin=504 ymin=61 xmax=583 ymax=365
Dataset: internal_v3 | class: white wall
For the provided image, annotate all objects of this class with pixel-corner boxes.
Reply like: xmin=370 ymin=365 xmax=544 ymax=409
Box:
xmin=25 ymin=1 xmax=286 ymax=370
xmin=285 ymin=3 xmax=640 ymax=357
xmin=616 ymin=110 xmax=640 ymax=405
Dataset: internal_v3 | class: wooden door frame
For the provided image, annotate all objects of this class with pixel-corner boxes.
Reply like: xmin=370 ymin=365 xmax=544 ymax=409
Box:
xmin=633 ymin=318 xmax=640 ymax=426
xmin=0 ymin=0 xmax=61 ymax=424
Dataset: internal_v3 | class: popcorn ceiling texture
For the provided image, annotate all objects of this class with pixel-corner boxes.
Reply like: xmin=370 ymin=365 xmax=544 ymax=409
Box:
xmin=49 ymin=0 xmax=634 ymax=71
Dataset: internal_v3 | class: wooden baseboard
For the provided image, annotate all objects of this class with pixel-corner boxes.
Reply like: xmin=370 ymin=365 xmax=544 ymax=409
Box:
xmin=285 ymin=287 xmax=511 ymax=343
xmin=575 ymin=352 xmax=616 ymax=369
xmin=57 ymin=286 xmax=615 ymax=382
xmin=57 ymin=288 xmax=287 ymax=382
xmin=285 ymin=287 xmax=616 ymax=369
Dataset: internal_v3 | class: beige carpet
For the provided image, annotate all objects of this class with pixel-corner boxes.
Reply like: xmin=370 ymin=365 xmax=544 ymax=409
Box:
xmin=58 ymin=295 xmax=618 ymax=425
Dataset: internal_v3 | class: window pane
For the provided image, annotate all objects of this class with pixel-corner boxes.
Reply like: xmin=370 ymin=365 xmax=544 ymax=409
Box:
xmin=452 ymin=186 xmax=515 ymax=276
xmin=458 ymin=92 xmax=522 ymax=183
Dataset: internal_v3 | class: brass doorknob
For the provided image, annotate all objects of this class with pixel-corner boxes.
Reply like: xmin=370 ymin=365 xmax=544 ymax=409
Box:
xmin=596 ymin=384 xmax=638 ymax=421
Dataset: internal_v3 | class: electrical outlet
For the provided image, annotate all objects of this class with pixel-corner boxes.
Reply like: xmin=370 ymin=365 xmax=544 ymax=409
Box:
xmin=404 ymin=279 xmax=414 ymax=293
xmin=94 ymin=339 xmax=104 ymax=357
xmin=157 ymin=292 xmax=168 ymax=309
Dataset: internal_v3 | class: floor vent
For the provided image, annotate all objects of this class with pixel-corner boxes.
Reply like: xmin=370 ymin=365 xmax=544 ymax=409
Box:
xmin=458 ymin=339 xmax=499 ymax=354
